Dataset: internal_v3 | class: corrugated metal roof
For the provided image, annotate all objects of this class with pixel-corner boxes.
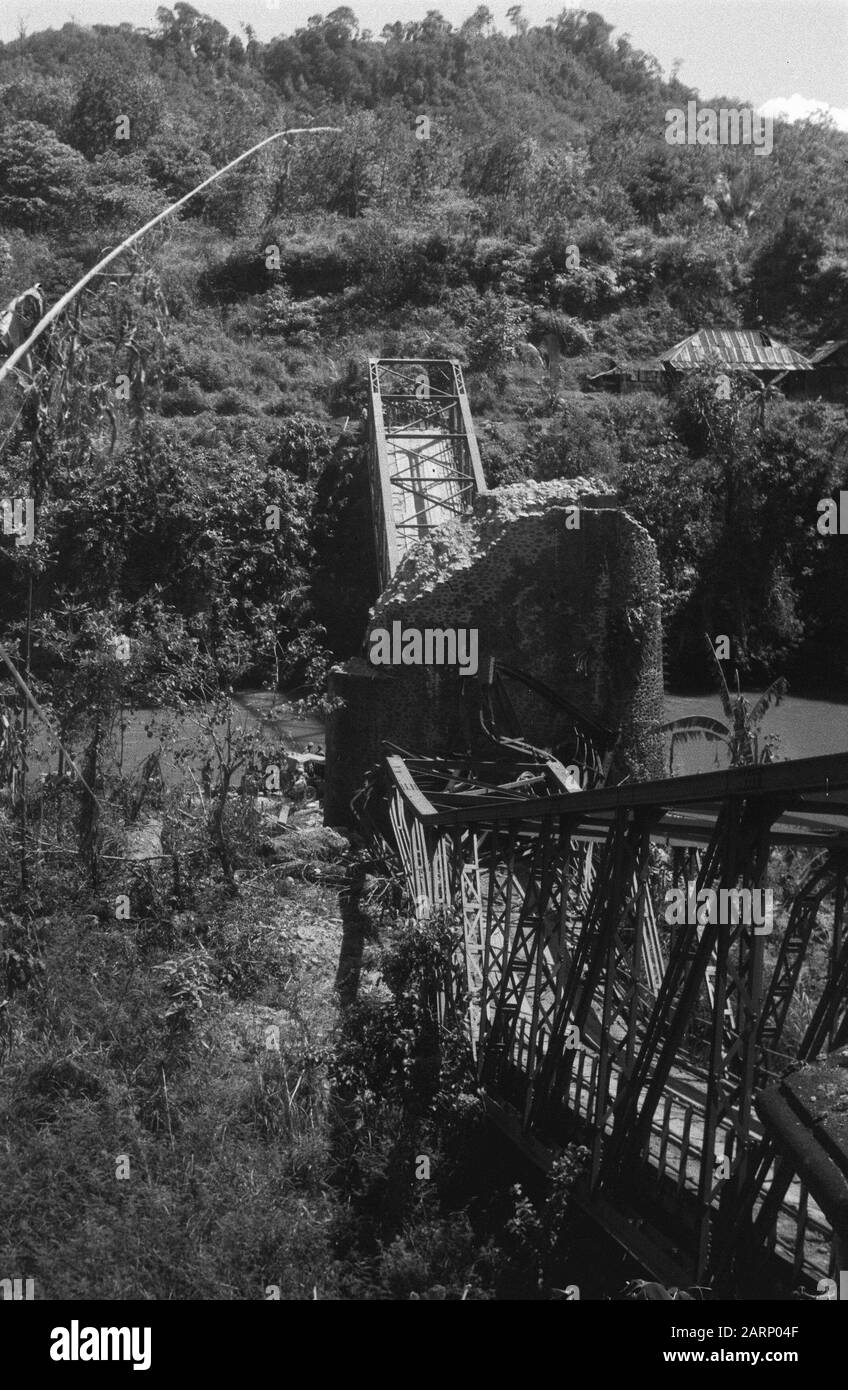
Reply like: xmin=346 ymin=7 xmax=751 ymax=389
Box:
xmin=660 ymin=328 xmax=813 ymax=372
xmin=809 ymin=339 xmax=848 ymax=366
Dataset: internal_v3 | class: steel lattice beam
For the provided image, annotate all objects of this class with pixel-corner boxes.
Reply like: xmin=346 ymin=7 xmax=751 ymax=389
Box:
xmin=366 ymin=358 xmax=486 ymax=588
xmin=377 ymin=746 xmax=848 ymax=1290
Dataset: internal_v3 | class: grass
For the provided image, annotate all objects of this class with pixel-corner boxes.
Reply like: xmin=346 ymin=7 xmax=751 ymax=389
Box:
xmin=1 ymin=754 xmax=602 ymax=1302
xmin=0 ymin=858 xmax=341 ymax=1299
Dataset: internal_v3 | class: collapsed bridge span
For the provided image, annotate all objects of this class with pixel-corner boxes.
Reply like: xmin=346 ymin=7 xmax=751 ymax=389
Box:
xmin=323 ymin=356 xmax=848 ymax=1294
xmin=373 ymin=744 xmax=848 ymax=1290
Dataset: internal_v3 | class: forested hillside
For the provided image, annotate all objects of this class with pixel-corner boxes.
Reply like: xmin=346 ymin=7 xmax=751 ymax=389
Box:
xmin=3 ymin=2 xmax=848 ymax=1312
xmin=1 ymin=5 xmax=847 ymax=689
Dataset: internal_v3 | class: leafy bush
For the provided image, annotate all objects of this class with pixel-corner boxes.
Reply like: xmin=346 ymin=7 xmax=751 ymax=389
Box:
xmin=144 ymin=127 xmax=215 ymax=201
xmin=467 ymin=293 xmax=528 ymax=369
xmin=68 ymin=54 xmax=163 ymax=159
xmin=340 ymin=218 xmax=450 ymax=310
xmin=0 ymin=121 xmax=86 ymax=230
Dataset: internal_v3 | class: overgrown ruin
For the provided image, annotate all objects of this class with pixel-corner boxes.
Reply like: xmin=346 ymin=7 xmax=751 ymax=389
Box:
xmin=325 ymin=474 xmax=665 ymax=824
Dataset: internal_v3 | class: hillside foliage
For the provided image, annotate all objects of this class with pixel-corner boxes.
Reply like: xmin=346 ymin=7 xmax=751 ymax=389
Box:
xmin=0 ymin=6 xmax=847 ymax=689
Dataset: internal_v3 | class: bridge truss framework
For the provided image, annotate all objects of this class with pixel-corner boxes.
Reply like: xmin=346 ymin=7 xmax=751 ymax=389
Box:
xmin=366 ymin=358 xmax=486 ymax=589
xmin=375 ymin=746 xmax=848 ymax=1291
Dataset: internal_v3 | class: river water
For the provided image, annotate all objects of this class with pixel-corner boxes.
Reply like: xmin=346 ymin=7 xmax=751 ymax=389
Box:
xmin=21 ymin=690 xmax=325 ymax=786
xmin=18 ymin=686 xmax=848 ymax=785
xmin=233 ymin=690 xmax=325 ymax=750
xmin=245 ymin=689 xmax=847 ymax=774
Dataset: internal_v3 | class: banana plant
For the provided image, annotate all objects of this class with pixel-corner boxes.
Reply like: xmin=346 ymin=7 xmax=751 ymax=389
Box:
xmin=660 ymin=635 xmax=787 ymax=773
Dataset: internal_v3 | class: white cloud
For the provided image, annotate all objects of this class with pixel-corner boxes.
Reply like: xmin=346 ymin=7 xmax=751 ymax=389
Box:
xmin=758 ymin=93 xmax=848 ymax=132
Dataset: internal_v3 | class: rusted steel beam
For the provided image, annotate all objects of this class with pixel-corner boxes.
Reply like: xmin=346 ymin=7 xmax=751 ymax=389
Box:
xmin=831 ymin=856 xmax=847 ymax=1049
xmin=756 ymin=1059 xmax=848 ymax=1267
xmin=384 ymin=753 xmax=439 ymax=820
xmin=451 ymin=360 xmax=487 ymax=497
xmin=522 ymin=821 xmax=561 ymax=1128
xmin=590 ymin=810 xmax=631 ymax=1188
xmin=367 ymin=357 xmax=400 ymax=589
xmin=381 ymin=749 xmax=848 ymax=828
xmin=758 ymin=857 xmax=835 ymax=1058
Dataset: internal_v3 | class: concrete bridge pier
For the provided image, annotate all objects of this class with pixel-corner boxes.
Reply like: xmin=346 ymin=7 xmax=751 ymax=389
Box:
xmin=325 ymin=479 xmax=665 ymax=826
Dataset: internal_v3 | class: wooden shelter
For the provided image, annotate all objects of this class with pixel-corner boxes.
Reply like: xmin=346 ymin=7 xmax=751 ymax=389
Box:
xmin=660 ymin=327 xmax=813 ymax=384
xmin=775 ymin=339 xmax=848 ymax=403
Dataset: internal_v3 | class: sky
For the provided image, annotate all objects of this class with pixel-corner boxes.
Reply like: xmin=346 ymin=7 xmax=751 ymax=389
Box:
xmin=0 ymin=0 xmax=845 ymax=114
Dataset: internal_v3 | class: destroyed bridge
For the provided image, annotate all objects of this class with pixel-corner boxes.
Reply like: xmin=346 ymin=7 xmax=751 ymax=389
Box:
xmin=326 ymin=358 xmax=848 ymax=1296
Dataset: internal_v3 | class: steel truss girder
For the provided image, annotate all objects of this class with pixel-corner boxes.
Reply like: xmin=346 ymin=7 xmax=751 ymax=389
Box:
xmin=366 ymin=357 xmax=486 ymax=589
xmin=379 ymin=748 xmax=847 ymax=1288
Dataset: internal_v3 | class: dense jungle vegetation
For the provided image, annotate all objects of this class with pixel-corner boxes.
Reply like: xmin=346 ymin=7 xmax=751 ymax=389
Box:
xmin=0 ymin=6 xmax=846 ymax=1302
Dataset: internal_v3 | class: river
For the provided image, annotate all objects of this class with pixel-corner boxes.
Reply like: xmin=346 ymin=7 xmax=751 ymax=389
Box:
xmin=20 ymin=689 xmax=325 ymax=787
xmin=18 ymin=687 xmax=848 ymax=786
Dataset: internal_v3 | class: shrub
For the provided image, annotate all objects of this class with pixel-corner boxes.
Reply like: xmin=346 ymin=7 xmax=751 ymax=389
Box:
xmin=161 ymin=381 xmax=209 ymax=416
xmin=215 ymin=388 xmax=260 ymax=416
xmin=145 ymin=128 xmax=215 ymax=201
xmin=0 ymin=121 xmax=87 ymax=230
xmin=466 ymin=293 xmax=528 ymax=369
xmin=534 ymin=400 xmax=620 ymax=479
xmin=339 ymin=219 xmax=450 ymax=311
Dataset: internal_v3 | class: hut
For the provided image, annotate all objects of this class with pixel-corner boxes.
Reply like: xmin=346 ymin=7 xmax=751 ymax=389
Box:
xmin=584 ymin=359 xmax=666 ymax=394
xmin=659 ymin=327 xmax=813 ymax=385
xmin=774 ymin=339 xmax=848 ymax=403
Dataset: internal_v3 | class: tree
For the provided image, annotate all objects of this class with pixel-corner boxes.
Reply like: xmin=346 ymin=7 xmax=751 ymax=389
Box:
xmin=155 ymin=5 xmax=178 ymax=40
xmin=156 ymin=3 xmax=226 ymax=55
xmin=669 ymin=369 xmax=798 ymax=672
xmin=749 ymin=200 xmax=828 ymax=324
xmin=506 ymin=5 xmax=528 ymax=34
xmin=325 ymin=7 xmax=359 ymax=42
xmin=464 ymin=132 xmax=522 ymax=196
xmin=145 ymin=127 xmax=215 ymax=201
xmin=283 ymin=120 xmax=377 ymax=216
xmin=266 ymin=414 xmax=334 ymax=480
xmin=84 ymin=150 xmax=162 ymax=228
xmin=461 ymin=6 xmax=494 ymax=38
xmin=0 ymin=121 xmax=86 ymax=230
xmin=421 ymin=10 xmax=452 ymax=37
xmin=194 ymin=14 xmax=229 ymax=60
xmin=68 ymin=58 xmax=163 ymax=158
xmin=0 ymin=75 xmax=76 ymax=131
xmin=240 ymin=22 xmax=259 ymax=65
